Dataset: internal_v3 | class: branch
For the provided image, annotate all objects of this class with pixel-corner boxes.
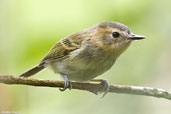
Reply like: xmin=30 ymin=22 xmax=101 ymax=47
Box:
xmin=0 ymin=75 xmax=171 ymax=100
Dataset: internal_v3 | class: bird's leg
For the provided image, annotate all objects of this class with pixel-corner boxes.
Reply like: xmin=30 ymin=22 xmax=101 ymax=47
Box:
xmin=91 ymin=79 xmax=109 ymax=98
xmin=59 ymin=75 xmax=72 ymax=91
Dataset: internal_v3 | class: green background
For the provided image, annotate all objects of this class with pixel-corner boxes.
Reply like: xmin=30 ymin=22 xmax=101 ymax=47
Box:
xmin=0 ymin=0 xmax=171 ymax=114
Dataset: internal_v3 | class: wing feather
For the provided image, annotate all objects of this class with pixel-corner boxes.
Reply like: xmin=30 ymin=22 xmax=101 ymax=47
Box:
xmin=40 ymin=33 xmax=84 ymax=64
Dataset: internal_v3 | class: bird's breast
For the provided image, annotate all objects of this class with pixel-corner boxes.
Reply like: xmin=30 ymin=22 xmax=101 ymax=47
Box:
xmin=50 ymin=45 xmax=116 ymax=81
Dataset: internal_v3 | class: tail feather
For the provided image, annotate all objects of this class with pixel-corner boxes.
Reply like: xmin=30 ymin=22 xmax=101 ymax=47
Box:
xmin=19 ymin=65 xmax=45 ymax=77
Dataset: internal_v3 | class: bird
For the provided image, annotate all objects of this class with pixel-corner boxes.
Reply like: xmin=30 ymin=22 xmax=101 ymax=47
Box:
xmin=19 ymin=21 xmax=145 ymax=96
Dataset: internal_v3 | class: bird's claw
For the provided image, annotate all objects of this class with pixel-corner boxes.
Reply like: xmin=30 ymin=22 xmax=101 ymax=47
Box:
xmin=91 ymin=79 xmax=109 ymax=98
xmin=100 ymin=79 xmax=109 ymax=98
xmin=59 ymin=75 xmax=72 ymax=91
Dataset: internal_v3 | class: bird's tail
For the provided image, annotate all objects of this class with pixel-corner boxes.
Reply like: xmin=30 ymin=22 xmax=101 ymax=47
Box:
xmin=19 ymin=64 xmax=45 ymax=77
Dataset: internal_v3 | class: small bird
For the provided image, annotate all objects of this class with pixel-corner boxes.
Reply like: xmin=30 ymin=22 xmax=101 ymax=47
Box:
xmin=19 ymin=21 xmax=145 ymax=96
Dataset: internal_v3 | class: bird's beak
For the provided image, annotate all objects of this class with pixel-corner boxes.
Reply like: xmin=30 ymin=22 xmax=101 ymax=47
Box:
xmin=127 ymin=34 xmax=146 ymax=40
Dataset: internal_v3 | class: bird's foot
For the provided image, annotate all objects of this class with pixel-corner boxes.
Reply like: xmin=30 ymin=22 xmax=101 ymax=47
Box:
xmin=91 ymin=79 xmax=109 ymax=98
xmin=59 ymin=75 xmax=72 ymax=91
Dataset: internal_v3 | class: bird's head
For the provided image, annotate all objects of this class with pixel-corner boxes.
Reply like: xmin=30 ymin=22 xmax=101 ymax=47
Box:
xmin=92 ymin=21 xmax=146 ymax=58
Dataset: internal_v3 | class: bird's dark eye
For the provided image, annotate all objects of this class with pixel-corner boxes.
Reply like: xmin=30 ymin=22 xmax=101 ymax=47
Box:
xmin=112 ymin=32 xmax=120 ymax=38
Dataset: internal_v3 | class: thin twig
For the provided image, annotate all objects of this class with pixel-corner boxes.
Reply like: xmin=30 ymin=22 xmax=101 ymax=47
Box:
xmin=0 ymin=75 xmax=171 ymax=100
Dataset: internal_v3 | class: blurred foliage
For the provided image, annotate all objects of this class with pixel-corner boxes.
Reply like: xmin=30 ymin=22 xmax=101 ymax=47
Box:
xmin=0 ymin=0 xmax=171 ymax=114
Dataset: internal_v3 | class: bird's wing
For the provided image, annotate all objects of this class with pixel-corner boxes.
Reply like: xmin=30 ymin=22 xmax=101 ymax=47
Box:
xmin=40 ymin=33 xmax=85 ymax=65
